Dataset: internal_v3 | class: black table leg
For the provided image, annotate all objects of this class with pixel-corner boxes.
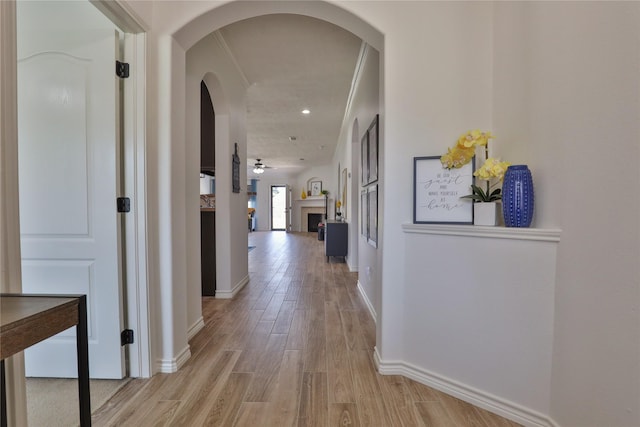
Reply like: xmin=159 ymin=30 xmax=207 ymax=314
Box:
xmin=1 ymin=359 xmax=7 ymax=427
xmin=76 ymin=295 xmax=91 ymax=426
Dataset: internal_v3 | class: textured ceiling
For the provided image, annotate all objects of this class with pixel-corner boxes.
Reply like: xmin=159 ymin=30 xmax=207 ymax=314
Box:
xmin=217 ymin=14 xmax=363 ymax=178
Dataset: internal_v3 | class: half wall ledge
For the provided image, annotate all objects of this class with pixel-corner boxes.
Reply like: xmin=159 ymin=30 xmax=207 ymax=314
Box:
xmin=402 ymin=223 xmax=561 ymax=242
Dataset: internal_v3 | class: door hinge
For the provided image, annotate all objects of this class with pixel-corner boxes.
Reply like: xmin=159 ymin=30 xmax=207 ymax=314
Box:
xmin=117 ymin=197 xmax=130 ymax=213
xmin=121 ymin=329 xmax=134 ymax=346
xmin=116 ymin=60 xmax=130 ymax=78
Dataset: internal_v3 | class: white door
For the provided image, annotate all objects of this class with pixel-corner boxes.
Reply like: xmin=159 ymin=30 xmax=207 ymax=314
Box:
xmin=17 ymin=2 xmax=125 ymax=379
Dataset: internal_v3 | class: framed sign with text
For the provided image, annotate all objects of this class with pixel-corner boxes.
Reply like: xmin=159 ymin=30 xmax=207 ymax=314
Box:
xmin=413 ymin=156 xmax=474 ymax=224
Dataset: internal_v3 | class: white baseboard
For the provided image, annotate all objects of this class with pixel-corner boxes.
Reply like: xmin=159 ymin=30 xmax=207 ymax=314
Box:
xmin=374 ymin=349 xmax=559 ymax=427
xmin=156 ymin=345 xmax=191 ymax=373
xmin=187 ymin=316 xmax=205 ymax=341
xmin=357 ymin=280 xmax=377 ymax=324
xmin=215 ymin=275 xmax=249 ymax=299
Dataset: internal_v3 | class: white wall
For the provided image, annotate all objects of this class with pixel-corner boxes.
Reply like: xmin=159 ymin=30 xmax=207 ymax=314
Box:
xmin=185 ymin=33 xmax=249 ymax=331
xmin=333 ymin=45 xmax=380 ymax=293
xmin=187 ymin=33 xmax=250 ymax=305
xmin=493 ymin=3 xmax=640 ymax=426
xmin=117 ymin=1 xmax=640 ymax=425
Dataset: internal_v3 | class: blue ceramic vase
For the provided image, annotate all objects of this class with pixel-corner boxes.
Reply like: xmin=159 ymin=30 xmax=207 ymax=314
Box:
xmin=502 ymin=165 xmax=534 ymax=227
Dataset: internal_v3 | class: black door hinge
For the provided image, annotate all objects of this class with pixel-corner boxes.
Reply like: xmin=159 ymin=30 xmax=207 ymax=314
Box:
xmin=116 ymin=60 xmax=130 ymax=78
xmin=117 ymin=197 xmax=130 ymax=213
xmin=121 ymin=329 xmax=134 ymax=346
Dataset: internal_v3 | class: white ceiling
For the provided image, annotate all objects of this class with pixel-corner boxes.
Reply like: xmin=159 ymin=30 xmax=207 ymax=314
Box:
xmin=215 ymin=14 xmax=363 ymax=179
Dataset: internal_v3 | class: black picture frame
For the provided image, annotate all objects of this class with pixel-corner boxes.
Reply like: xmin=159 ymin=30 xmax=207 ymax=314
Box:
xmin=413 ymin=156 xmax=474 ymax=224
xmin=367 ymin=184 xmax=378 ymax=248
xmin=310 ymin=181 xmax=322 ymax=196
xmin=367 ymin=115 xmax=379 ymax=184
xmin=361 ymin=131 xmax=369 ymax=186
xmin=361 ymin=189 xmax=368 ymax=237
xmin=232 ymin=143 xmax=240 ymax=193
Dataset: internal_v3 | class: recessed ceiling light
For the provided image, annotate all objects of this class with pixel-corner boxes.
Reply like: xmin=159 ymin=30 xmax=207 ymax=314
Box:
xmin=301 ymin=109 xmax=310 ymax=115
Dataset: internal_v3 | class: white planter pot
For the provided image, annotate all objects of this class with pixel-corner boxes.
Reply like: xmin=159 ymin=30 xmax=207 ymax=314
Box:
xmin=474 ymin=202 xmax=499 ymax=226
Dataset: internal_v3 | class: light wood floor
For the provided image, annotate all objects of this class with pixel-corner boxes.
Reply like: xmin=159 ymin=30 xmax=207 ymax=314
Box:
xmin=93 ymin=231 xmax=521 ymax=427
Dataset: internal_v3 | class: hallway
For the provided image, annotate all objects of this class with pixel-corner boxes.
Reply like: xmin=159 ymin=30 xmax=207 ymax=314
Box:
xmin=92 ymin=232 xmax=520 ymax=426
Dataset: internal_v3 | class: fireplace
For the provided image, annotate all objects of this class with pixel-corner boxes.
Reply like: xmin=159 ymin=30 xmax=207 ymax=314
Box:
xmin=307 ymin=213 xmax=323 ymax=232
xmin=300 ymin=206 xmax=325 ymax=232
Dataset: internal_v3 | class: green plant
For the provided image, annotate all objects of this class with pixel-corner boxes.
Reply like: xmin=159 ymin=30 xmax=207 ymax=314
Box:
xmin=461 ymin=184 xmax=502 ymax=202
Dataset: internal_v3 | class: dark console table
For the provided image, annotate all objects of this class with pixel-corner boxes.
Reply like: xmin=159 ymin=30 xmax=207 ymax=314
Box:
xmin=324 ymin=220 xmax=348 ymax=261
xmin=0 ymin=294 xmax=91 ymax=427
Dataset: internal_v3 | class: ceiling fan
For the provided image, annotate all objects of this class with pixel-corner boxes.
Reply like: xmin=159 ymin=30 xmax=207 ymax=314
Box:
xmin=252 ymin=159 xmax=275 ymax=174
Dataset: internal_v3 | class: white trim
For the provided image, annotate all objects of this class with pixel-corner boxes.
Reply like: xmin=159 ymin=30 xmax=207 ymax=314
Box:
xmin=90 ymin=0 xmax=148 ymax=33
xmin=215 ymin=275 xmax=250 ymax=299
xmin=375 ymin=356 xmax=560 ymax=427
xmin=156 ymin=346 xmax=192 ymax=373
xmin=212 ymin=31 xmax=250 ymax=89
xmin=402 ymin=223 xmax=562 ymax=242
xmin=357 ymin=280 xmax=376 ymax=324
xmin=121 ymin=32 xmax=152 ymax=379
xmin=341 ymin=41 xmax=368 ymax=134
xmin=188 ymin=316 xmax=205 ymax=341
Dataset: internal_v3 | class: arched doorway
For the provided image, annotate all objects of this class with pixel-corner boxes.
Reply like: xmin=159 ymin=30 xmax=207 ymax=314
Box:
xmin=151 ymin=0 xmax=384 ymax=374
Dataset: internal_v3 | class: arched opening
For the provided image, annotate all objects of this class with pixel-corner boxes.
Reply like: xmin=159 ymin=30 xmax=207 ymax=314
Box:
xmin=199 ymin=81 xmax=216 ymax=297
xmin=154 ymin=0 xmax=384 ymax=376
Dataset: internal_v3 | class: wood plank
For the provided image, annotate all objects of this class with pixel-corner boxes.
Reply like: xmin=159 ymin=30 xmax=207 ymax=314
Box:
xmin=224 ymin=310 xmax=264 ymax=350
xmin=261 ymin=293 xmax=286 ymax=322
xmin=286 ymin=309 xmax=308 ymax=350
xmin=328 ymin=403 xmax=360 ymax=427
xmin=325 ymin=302 xmax=355 ymax=403
xmin=234 ymin=402 xmax=272 ymax=427
xmin=405 ymin=377 xmax=443 ymax=402
xmin=244 ymin=334 xmax=288 ymax=402
xmin=349 ymin=350 xmax=391 ymax=427
xmin=297 ymin=372 xmax=328 ymax=427
xmin=233 ymin=320 xmax=274 ymax=372
xmin=273 ymin=300 xmax=296 ymax=334
xmin=141 ymin=400 xmax=182 ymax=426
xmin=203 ymin=372 xmax=252 ymax=426
xmin=262 ymin=350 xmax=304 ymax=427
xmin=377 ymin=375 xmax=422 ymax=426
xmin=165 ymin=350 xmax=241 ymax=425
xmin=414 ymin=401 xmax=457 ymax=427
xmin=302 ymin=305 xmax=327 ymax=372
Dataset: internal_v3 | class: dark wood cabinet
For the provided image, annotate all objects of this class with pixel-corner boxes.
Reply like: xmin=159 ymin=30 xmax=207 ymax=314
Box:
xmin=201 ymin=211 xmax=216 ymax=296
xmin=201 ymin=81 xmax=215 ymax=175
xmin=324 ymin=220 xmax=348 ymax=261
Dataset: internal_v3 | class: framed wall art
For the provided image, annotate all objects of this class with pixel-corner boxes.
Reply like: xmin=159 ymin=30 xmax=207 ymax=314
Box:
xmin=367 ymin=184 xmax=378 ymax=248
xmin=361 ymin=131 xmax=369 ymax=186
xmin=361 ymin=189 xmax=368 ymax=237
xmin=413 ymin=156 xmax=474 ymax=224
xmin=367 ymin=115 xmax=379 ymax=184
xmin=310 ymin=180 xmax=322 ymax=196
xmin=232 ymin=143 xmax=240 ymax=193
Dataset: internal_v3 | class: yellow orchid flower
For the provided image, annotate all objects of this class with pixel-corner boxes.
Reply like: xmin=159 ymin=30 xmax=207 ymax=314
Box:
xmin=474 ymin=157 xmax=510 ymax=181
xmin=440 ymin=145 xmax=475 ymax=169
